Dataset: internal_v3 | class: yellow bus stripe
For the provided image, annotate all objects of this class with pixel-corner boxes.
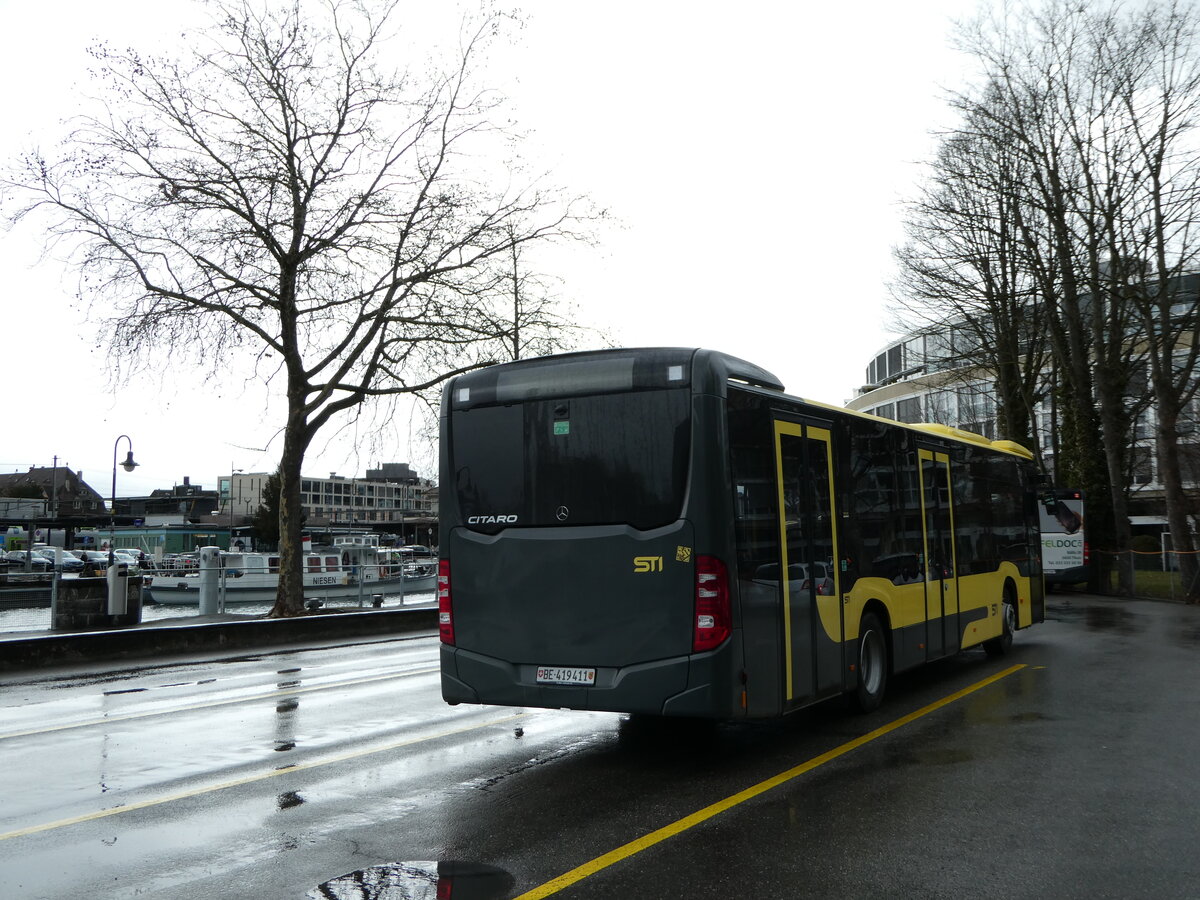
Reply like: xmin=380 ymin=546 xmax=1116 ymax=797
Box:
xmin=0 ymin=711 xmax=526 ymax=842
xmin=514 ymin=664 xmax=1028 ymax=900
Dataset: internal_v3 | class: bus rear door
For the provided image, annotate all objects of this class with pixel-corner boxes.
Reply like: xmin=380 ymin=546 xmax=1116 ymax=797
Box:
xmin=772 ymin=418 xmax=844 ymax=709
xmin=918 ymin=448 xmax=959 ymax=658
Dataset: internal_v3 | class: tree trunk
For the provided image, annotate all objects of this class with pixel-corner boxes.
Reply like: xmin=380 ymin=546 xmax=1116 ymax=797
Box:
xmin=1155 ymin=403 xmax=1200 ymax=602
xmin=1056 ymin=393 xmax=1115 ymax=593
xmin=1098 ymin=397 xmax=1134 ymax=597
xmin=271 ymin=379 xmax=310 ymax=617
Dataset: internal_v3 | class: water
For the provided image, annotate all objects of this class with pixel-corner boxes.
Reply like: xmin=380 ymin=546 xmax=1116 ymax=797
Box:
xmin=0 ymin=592 xmax=436 ymax=635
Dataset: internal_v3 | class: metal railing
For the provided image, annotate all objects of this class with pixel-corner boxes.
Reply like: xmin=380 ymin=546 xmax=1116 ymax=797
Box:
xmin=0 ymin=559 xmax=437 ymax=634
xmin=157 ymin=557 xmax=438 ymax=613
xmin=1092 ymin=549 xmax=1200 ymax=601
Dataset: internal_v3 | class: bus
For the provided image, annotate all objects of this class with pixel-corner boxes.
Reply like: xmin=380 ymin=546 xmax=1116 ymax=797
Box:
xmin=438 ymin=348 xmax=1044 ymax=719
xmin=1039 ymin=489 xmax=1087 ymax=589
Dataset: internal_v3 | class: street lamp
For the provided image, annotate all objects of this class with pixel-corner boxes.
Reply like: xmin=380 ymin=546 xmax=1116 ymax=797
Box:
xmin=110 ymin=435 xmax=138 ymax=567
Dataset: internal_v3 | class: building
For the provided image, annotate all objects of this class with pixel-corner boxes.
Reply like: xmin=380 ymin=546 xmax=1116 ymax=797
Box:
xmin=220 ymin=464 xmax=438 ymax=541
xmin=0 ymin=466 xmax=107 ymax=517
xmin=112 ymin=476 xmax=220 ymax=520
xmin=849 ymin=331 xmax=1000 ymax=434
xmin=75 ymin=524 xmax=229 ymax=555
xmin=847 ymin=323 xmax=1197 ymax=525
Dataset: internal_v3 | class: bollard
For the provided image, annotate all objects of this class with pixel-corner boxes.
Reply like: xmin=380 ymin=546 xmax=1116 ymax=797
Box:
xmin=198 ymin=545 xmax=221 ymax=616
xmin=50 ymin=547 xmax=62 ymax=621
xmin=106 ymin=561 xmax=129 ymax=615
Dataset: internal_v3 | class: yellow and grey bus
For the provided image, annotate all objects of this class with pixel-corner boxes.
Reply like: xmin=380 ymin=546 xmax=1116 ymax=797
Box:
xmin=438 ymin=348 xmax=1043 ymax=718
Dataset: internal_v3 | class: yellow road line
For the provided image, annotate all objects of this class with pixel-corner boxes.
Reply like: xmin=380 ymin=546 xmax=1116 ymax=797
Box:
xmin=0 ymin=710 xmax=526 ymax=841
xmin=0 ymin=667 xmax=440 ymax=741
xmin=515 ymin=664 xmax=1028 ymax=900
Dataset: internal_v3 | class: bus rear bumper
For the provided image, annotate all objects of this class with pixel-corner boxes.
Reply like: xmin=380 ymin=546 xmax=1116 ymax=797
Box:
xmin=441 ymin=644 xmax=727 ymax=716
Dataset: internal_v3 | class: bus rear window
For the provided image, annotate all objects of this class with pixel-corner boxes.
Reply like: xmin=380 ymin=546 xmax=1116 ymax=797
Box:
xmin=451 ymin=389 xmax=691 ymax=531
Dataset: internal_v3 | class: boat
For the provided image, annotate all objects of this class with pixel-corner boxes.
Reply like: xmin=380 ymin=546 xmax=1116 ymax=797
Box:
xmin=380 ymin=548 xmax=439 ymax=593
xmin=145 ymin=541 xmax=437 ymax=605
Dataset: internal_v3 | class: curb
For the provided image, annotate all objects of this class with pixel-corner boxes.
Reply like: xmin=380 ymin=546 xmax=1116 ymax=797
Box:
xmin=0 ymin=607 xmax=438 ymax=673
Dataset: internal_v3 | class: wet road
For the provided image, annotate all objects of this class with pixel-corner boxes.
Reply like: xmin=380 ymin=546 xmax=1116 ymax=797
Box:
xmin=2 ymin=595 xmax=1199 ymax=899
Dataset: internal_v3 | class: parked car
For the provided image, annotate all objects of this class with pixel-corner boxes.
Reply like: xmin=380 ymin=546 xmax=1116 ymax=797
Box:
xmin=33 ymin=548 xmax=85 ymax=572
xmin=118 ymin=550 xmax=155 ymax=571
xmin=750 ymin=561 xmax=834 ymax=595
xmin=111 ymin=551 xmax=141 ymax=573
xmin=3 ymin=550 xmax=52 ymax=572
xmin=80 ymin=551 xmax=113 ymax=572
xmin=34 ymin=548 xmax=68 ymax=560
xmin=60 ymin=555 xmax=85 ymax=573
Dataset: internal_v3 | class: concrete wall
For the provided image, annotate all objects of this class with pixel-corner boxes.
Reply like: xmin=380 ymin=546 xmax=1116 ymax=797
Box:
xmin=0 ymin=607 xmax=438 ymax=672
xmin=53 ymin=576 xmax=143 ymax=631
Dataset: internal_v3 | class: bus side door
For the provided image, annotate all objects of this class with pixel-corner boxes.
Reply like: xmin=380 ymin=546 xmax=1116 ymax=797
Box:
xmin=918 ymin=448 xmax=959 ymax=658
xmin=773 ymin=419 xmax=844 ymax=707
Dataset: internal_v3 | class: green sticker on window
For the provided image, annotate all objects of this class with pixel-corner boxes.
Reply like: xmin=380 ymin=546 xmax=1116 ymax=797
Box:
xmin=554 ymin=421 xmax=570 ymax=436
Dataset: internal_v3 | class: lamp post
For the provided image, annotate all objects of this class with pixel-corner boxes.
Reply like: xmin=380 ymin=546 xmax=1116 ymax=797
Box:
xmin=110 ymin=435 xmax=138 ymax=567
xmin=229 ymin=466 xmax=243 ymax=549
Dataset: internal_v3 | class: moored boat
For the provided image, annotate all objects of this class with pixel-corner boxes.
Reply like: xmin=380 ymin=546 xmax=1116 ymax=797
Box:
xmin=145 ymin=542 xmax=435 ymax=605
xmin=378 ymin=548 xmax=438 ymax=593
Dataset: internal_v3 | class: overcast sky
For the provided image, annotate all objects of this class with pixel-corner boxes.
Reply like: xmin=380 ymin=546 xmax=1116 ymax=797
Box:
xmin=0 ymin=0 xmax=979 ymax=497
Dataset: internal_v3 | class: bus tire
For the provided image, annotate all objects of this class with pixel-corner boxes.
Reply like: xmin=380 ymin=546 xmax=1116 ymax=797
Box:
xmin=985 ymin=585 xmax=1017 ymax=657
xmin=852 ymin=612 xmax=888 ymax=713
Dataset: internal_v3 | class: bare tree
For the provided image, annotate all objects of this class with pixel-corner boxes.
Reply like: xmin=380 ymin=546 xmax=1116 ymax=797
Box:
xmin=953 ymin=0 xmax=1200 ymax=598
xmin=1108 ymin=1 xmax=1200 ymax=599
xmin=477 ymin=222 xmax=604 ymax=362
xmin=2 ymin=0 xmax=598 ymax=615
xmin=897 ymin=0 xmax=1200 ymax=594
xmin=893 ymin=96 xmax=1049 ymax=457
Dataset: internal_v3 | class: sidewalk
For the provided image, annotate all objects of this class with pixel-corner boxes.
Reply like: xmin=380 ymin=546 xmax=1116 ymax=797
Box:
xmin=0 ymin=606 xmax=438 ymax=674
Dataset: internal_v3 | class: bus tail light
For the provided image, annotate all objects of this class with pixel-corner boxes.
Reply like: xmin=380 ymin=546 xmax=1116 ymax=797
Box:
xmin=694 ymin=555 xmax=731 ymax=652
xmin=1083 ymin=541 xmax=1090 ymax=566
xmin=438 ymin=559 xmax=455 ymax=645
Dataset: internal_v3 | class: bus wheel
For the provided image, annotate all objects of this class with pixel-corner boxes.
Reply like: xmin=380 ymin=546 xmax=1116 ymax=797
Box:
xmin=852 ymin=612 xmax=888 ymax=713
xmin=985 ymin=586 xmax=1017 ymax=657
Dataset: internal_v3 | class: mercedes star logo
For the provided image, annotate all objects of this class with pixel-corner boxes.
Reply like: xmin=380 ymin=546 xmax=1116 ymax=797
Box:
xmin=556 ymin=506 xmax=570 ymax=521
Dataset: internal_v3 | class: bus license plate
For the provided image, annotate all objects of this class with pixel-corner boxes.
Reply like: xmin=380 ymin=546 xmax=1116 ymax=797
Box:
xmin=536 ymin=666 xmax=596 ymax=686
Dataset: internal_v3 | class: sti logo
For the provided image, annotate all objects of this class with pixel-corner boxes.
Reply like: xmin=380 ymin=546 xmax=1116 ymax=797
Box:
xmin=633 ymin=556 xmax=663 ymax=573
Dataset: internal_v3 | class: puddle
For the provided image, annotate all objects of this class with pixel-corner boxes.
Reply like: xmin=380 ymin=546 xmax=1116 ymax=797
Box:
xmin=1009 ymin=711 xmax=1052 ymax=724
xmin=883 ymin=746 xmax=976 ymax=769
xmin=309 ymin=861 xmax=513 ymax=900
xmin=1084 ymin=606 xmax=1141 ymax=634
xmin=1176 ymin=624 xmax=1200 ymax=647
xmin=277 ymin=790 xmax=305 ymax=810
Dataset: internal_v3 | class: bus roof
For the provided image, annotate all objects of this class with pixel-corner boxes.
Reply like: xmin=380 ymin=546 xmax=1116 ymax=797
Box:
xmin=445 ymin=347 xmax=1034 ymax=461
xmin=444 ymin=347 xmax=783 ymax=410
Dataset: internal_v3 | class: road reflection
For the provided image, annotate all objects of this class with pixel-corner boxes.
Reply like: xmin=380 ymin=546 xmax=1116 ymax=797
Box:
xmin=309 ymin=860 xmax=513 ymax=900
xmin=277 ymin=790 xmax=305 ymax=810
